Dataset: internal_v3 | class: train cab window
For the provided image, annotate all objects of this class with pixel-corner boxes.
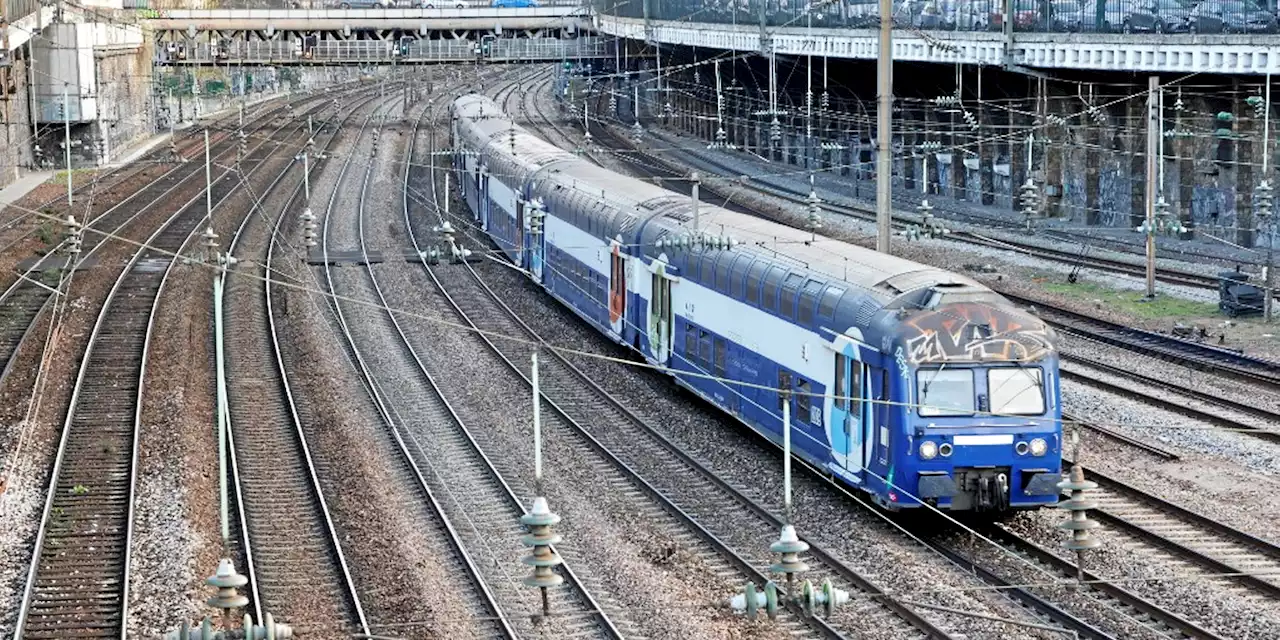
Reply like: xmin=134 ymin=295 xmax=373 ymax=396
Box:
xmin=762 ymin=267 xmax=785 ymax=314
xmin=819 ymin=287 xmax=845 ymax=320
xmin=781 ymin=274 xmax=803 ymax=320
xmin=778 ymin=370 xmax=792 ymax=410
xmin=988 ymin=368 xmax=1045 ymax=416
xmin=798 ymin=280 xmax=822 ymax=325
xmin=918 ymin=368 xmax=976 ymax=417
xmin=745 ymin=260 xmax=766 ymax=305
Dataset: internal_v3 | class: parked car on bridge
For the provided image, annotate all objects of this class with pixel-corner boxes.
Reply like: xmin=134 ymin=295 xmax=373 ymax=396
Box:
xmin=332 ymin=0 xmax=397 ymax=7
xmin=1220 ymin=1 xmax=1279 ymax=32
xmin=422 ymin=0 xmax=469 ymax=6
xmin=492 ymin=0 xmax=538 ymax=6
xmin=1047 ymin=0 xmax=1128 ymax=30
xmin=1120 ymin=0 xmax=1193 ymax=32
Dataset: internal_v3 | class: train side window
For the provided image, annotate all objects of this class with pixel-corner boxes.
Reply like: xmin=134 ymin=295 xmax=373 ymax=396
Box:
xmin=762 ymin=267 xmax=785 ymax=314
xmin=745 ymin=260 xmax=766 ymax=305
xmin=778 ymin=369 xmax=792 ymax=410
xmin=819 ymin=287 xmax=845 ymax=320
xmin=796 ymin=379 xmax=813 ymax=422
xmin=714 ymin=338 xmax=726 ymax=378
xmin=781 ymin=274 xmax=803 ymax=320
xmin=732 ymin=255 xmax=754 ymax=299
xmin=699 ymin=329 xmax=711 ymax=366
xmin=798 ymin=280 xmax=822 ymax=325
xmin=714 ymin=253 xmax=733 ymax=292
xmin=684 ymin=323 xmax=697 ymax=361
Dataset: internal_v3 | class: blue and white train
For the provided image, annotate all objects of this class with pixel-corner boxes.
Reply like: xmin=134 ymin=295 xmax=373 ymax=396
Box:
xmin=449 ymin=94 xmax=1063 ymax=513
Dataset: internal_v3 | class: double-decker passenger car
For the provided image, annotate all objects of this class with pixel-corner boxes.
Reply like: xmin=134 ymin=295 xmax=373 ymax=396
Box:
xmin=450 ymin=93 xmax=1062 ymax=513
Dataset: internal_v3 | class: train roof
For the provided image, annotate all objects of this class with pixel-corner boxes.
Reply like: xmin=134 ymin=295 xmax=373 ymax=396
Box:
xmin=453 ymin=93 xmax=1029 ymax=333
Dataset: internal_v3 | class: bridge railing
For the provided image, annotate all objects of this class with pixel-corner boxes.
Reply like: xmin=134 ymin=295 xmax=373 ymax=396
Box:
xmin=159 ymin=35 xmax=610 ymax=62
xmin=603 ymin=0 xmax=1279 ymax=36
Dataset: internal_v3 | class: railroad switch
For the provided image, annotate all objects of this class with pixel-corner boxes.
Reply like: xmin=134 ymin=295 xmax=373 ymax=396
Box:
xmin=1057 ymin=464 xmax=1101 ymax=581
xmin=521 ymin=496 xmax=565 ymax=619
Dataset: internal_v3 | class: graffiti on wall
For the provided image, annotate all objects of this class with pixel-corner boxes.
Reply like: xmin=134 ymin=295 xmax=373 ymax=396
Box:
xmin=902 ymin=303 xmax=1053 ymax=364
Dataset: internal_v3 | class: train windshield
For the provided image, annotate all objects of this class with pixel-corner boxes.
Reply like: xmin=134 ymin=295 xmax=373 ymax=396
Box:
xmin=988 ymin=368 xmax=1045 ymax=416
xmin=917 ymin=368 xmax=975 ymax=416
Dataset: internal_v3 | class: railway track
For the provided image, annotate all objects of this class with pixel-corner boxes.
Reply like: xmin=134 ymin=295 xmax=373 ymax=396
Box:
xmin=315 ymin=88 xmax=518 ymax=637
xmin=1002 ymin=292 xmax=1280 ymax=388
xmin=1072 ymin=463 xmax=1280 ymax=601
xmin=221 ymin=91 xmax=379 ymax=638
xmin=11 ymin=93 xmax=324 ymax=639
xmin=0 ymin=101 xmax=293 ymax=389
xmin=377 ymin=73 xmax=627 ymax=638
xmin=1060 ymin=357 xmax=1280 ymax=445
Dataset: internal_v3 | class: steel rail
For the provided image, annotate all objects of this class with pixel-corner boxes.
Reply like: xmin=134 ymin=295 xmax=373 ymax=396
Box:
xmin=11 ymin=95 xmax=319 ymax=640
xmin=1060 ymin=357 xmax=1280 ymax=444
xmin=1000 ymin=292 xmax=1280 ymax=388
xmin=320 ymin=89 xmax=519 ymax=638
xmin=1065 ymin=460 xmax=1280 ymax=601
xmin=574 ymin=76 xmax=1222 ymax=640
xmin=219 ymin=87 xmax=378 ymax=634
xmin=403 ymin=77 xmax=628 ymax=639
xmin=0 ymin=110 xmax=266 ymax=388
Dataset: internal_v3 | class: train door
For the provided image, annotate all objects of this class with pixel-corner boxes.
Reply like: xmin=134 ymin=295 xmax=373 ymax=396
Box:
xmin=514 ymin=197 xmax=525 ymax=264
xmin=647 ymin=258 xmax=674 ymax=365
xmin=608 ymin=238 xmax=626 ymax=337
xmin=479 ymin=170 xmax=489 ymax=228
xmin=830 ymin=337 xmax=870 ymax=478
xmin=526 ymin=196 xmax=544 ymax=281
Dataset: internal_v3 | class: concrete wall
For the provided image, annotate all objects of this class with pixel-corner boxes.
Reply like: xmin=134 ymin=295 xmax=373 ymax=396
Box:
xmin=0 ymin=54 xmax=36 ymax=189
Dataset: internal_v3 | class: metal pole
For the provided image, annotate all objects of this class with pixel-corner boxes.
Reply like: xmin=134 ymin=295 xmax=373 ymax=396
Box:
xmin=303 ymin=151 xmax=310 ymax=200
xmin=445 ymin=172 xmax=451 ymax=218
xmin=783 ymin=397 xmax=792 ymax=525
xmin=532 ymin=351 xmax=542 ymax=494
xmin=1144 ymin=75 xmax=1158 ymax=298
xmin=205 ymin=129 xmax=214 ymax=225
xmin=64 ymin=85 xmax=73 ymax=206
xmin=876 ymin=0 xmax=893 ymax=254
xmin=214 ymin=270 xmax=228 ymax=544
xmin=691 ymin=171 xmax=700 ymax=232
xmin=1265 ymin=73 xmax=1275 ymax=321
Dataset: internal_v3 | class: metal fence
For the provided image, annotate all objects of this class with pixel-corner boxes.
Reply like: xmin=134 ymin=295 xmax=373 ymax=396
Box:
xmin=4 ymin=0 xmax=40 ymax=21
xmin=603 ymin=0 xmax=1280 ymax=35
xmin=163 ymin=35 xmax=610 ymax=63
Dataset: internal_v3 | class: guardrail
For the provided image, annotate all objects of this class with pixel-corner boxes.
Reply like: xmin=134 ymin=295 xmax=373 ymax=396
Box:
xmin=158 ymin=35 xmax=610 ymax=62
xmin=136 ymin=4 xmax=585 ymax=18
xmin=604 ymin=0 xmax=1279 ymax=36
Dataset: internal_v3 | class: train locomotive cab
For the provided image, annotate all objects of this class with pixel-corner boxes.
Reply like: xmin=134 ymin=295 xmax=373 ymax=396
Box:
xmin=877 ymin=288 xmax=1062 ymax=513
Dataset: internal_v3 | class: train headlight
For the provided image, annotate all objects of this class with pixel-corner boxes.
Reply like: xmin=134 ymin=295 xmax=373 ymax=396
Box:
xmin=1015 ymin=441 xmax=1029 ymax=455
xmin=938 ymin=443 xmax=953 ymax=457
xmin=1030 ymin=438 xmax=1048 ymax=457
xmin=919 ymin=441 xmax=938 ymax=460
